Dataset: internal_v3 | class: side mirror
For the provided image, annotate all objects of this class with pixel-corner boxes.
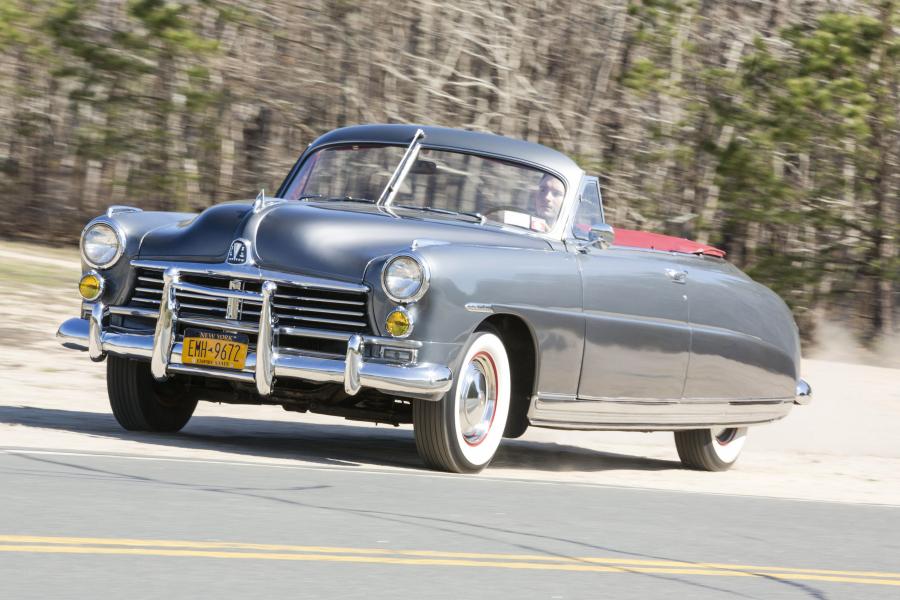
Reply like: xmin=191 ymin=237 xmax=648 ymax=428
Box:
xmin=589 ymin=223 xmax=615 ymax=248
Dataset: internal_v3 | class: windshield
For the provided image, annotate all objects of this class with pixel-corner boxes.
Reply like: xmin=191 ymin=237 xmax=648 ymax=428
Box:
xmin=283 ymin=144 xmax=566 ymax=232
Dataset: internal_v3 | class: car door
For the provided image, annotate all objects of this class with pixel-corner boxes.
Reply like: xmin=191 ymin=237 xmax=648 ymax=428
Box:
xmin=572 ymin=178 xmax=691 ymax=402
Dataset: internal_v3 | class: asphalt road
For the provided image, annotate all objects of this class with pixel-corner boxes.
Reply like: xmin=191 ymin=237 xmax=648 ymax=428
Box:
xmin=1 ymin=448 xmax=898 ymax=600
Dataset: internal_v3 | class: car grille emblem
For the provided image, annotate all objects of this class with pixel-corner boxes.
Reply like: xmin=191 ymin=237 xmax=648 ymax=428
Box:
xmin=226 ymin=280 xmax=244 ymax=320
xmin=227 ymin=240 xmax=248 ymax=264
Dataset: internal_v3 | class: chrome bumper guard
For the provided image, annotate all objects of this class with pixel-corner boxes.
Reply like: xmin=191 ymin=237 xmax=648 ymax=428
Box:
xmin=58 ymin=268 xmax=452 ymax=400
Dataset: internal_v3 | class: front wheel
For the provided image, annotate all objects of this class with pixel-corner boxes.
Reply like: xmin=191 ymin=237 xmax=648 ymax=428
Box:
xmin=107 ymin=356 xmax=198 ymax=432
xmin=413 ymin=329 xmax=511 ymax=473
xmin=674 ymin=427 xmax=748 ymax=471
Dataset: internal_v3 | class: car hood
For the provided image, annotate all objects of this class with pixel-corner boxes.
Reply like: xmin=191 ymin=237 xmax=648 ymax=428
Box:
xmin=137 ymin=201 xmax=550 ymax=281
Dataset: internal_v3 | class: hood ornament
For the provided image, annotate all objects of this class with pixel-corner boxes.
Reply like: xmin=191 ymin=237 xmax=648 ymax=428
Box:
xmin=252 ymin=188 xmax=285 ymax=213
xmin=252 ymin=189 xmax=266 ymax=213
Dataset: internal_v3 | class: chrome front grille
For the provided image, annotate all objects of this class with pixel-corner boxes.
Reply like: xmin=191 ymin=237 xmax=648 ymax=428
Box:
xmin=129 ymin=267 xmax=372 ymax=335
xmin=272 ymin=290 xmax=368 ymax=329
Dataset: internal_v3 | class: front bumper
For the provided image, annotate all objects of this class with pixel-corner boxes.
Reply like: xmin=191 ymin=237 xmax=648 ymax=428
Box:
xmin=57 ymin=268 xmax=453 ymax=400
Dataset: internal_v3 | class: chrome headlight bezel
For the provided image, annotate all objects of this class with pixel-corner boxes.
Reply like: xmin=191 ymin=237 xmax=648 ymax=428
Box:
xmin=80 ymin=220 xmax=125 ymax=269
xmin=381 ymin=252 xmax=430 ymax=304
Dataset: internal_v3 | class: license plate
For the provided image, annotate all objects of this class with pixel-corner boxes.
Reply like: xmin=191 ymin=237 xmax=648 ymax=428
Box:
xmin=182 ymin=328 xmax=249 ymax=370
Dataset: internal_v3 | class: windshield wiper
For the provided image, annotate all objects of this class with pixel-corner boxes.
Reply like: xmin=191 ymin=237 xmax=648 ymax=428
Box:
xmin=394 ymin=204 xmax=486 ymax=224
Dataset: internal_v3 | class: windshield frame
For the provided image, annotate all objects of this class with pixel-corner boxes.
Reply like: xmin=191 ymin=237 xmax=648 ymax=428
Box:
xmin=278 ymin=140 xmax=579 ymax=240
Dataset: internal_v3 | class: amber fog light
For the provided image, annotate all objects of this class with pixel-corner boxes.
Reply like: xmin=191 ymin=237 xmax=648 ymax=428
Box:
xmin=385 ymin=307 xmax=412 ymax=338
xmin=78 ymin=272 xmax=104 ymax=301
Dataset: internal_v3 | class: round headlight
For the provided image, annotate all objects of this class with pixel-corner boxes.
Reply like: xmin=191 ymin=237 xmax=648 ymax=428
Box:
xmin=382 ymin=254 xmax=428 ymax=303
xmin=81 ymin=222 xmax=122 ymax=268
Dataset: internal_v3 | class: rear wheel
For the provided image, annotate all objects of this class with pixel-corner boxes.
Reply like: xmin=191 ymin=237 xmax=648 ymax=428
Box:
xmin=413 ymin=329 xmax=511 ymax=473
xmin=674 ymin=427 xmax=748 ymax=471
xmin=107 ymin=356 xmax=198 ymax=432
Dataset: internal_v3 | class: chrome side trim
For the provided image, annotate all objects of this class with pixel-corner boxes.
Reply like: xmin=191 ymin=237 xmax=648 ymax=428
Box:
xmin=410 ymin=239 xmax=449 ymax=250
xmin=795 ymin=378 xmax=812 ymax=405
xmin=532 ymin=392 xmax=575 ymax=402
xmin=255 ymin=281 xmax=277 ymax=396
xmin=464 ymin=303 xmax=494 ymax=314
xmin=529 ymin=395 xmax=794 ymax=431
xmin=576 ymin=395 xmax=678 ymax=405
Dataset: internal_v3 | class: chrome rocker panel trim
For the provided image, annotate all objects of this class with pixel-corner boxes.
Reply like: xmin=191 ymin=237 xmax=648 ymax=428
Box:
xmin=528 ymin=393 xmax=795 ymax=431
xmin=58 ymin=269 xmax=452 ymax=401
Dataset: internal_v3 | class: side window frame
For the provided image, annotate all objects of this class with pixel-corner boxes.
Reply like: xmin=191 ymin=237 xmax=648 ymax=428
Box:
xmin=569 ymin=176 xmax=606 ymax=241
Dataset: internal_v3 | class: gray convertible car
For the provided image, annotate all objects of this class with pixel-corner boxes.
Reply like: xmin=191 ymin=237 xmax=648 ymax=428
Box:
xmin=57 ymin=124 xmax=811 ymax=473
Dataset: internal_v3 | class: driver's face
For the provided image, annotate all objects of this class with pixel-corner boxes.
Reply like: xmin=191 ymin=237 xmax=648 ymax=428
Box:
xmin=533 ymin=176 xmax=565 ymax=223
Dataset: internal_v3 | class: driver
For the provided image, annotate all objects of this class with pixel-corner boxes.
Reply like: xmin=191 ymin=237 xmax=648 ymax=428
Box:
xmin=529 ymin=174 xmax=565 ymax=232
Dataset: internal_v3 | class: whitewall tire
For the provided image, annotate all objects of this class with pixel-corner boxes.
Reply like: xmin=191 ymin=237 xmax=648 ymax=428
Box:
xmin=414 ymin=329 xmax=511 ymax=473
xmin=674 ymin=427 xmax=748 ymax=471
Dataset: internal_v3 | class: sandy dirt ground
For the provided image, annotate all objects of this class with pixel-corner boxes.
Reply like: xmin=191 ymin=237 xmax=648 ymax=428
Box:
xmin=1 ymin=241 xmax=898 ymax=506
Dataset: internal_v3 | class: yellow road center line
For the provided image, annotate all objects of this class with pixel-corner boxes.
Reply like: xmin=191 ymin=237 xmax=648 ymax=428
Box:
xmin=0 ymin=544 xmax=899 ymax=587
xmin=1 ymin=535 xmax=897 ymax=580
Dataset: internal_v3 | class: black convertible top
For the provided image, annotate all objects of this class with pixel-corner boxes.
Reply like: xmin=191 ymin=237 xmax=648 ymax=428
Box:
xmin=277 ymin=124 xmax=584 ymax=196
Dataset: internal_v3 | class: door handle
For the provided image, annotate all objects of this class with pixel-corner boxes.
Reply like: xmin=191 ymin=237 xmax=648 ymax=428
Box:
xmin=665 ymin=268 xmax=687 ymax=284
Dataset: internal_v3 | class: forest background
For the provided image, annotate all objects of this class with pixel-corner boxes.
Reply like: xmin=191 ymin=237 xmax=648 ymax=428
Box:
xmin=0 ymin=0 xmax=898 ymax=350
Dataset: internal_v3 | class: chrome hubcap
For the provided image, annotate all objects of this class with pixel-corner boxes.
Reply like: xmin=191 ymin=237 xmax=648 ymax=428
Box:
xmin=458 ymin=352 xmax=498 ymax=446
xmin=714 ymin=428 xmax=737 ymax=445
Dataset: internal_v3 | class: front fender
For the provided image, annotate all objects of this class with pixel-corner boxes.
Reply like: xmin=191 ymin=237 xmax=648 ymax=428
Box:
xmin=81 ymin=209 xmax=196 ymax=306
xmin=363 ymin=243 xmax=584 ymax=397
